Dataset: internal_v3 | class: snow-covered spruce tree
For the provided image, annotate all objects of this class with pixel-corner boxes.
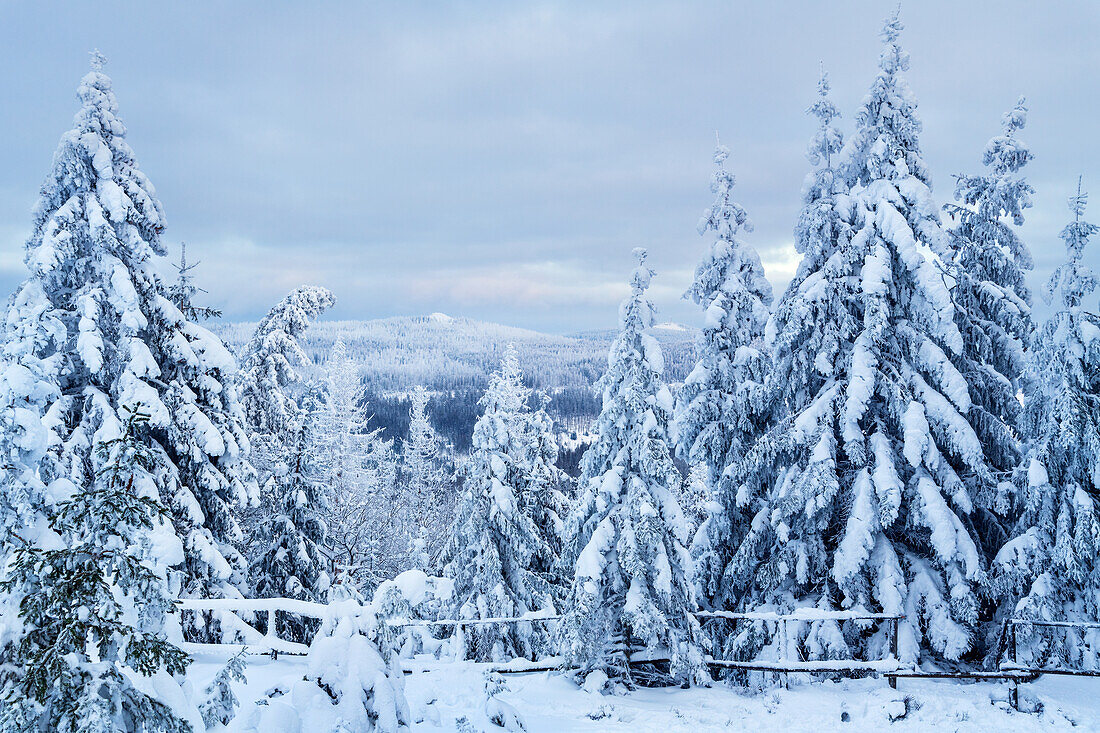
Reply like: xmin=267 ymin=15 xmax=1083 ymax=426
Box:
xmin=198 ymin=649 xmax=246 ymax=729
xmin=559 ymin=249 xmax=705 ymax=687
xmin=990 ymin=181 xmax=1100 ymax=669
xmin=331 ymin=432 xmax=401 ymax=593
xmin=0 ymin=310 xmax=64 ymax=730
xmin=0 ymin=275 xmax=59 ymax=543
xmin=729 ymin=16 xmax=990 ymax=666
xmin=687 ymin=68 xmax=852 ymax=663
xmin=238 ymin=285 xmax=335 ymax=472
xmin=674 ymin=140 xmax=773 ymax=613
xmin=520 ymin=390 xmax=570 ymax=599
xmin=249 ymin=407 xmax=330 ymax=642
xmin=439 ymin=345 xmax=559 ymax=661
xmin=315 ymin=339 xmax=368 ymax=499
xmin=944 ymin=98 xmax=1035 ymax=557
xmin=3 ymin=54 xmax=257 ymax=642
xmin=399 ymin=385 xmax=449 ymax=570
xmin=0 ymin=409 xmax=199 ymax=733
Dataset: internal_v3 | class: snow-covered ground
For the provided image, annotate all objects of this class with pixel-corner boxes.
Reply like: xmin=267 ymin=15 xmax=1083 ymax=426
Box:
xmin=189 ymin=651 xmax=1100 ymax=732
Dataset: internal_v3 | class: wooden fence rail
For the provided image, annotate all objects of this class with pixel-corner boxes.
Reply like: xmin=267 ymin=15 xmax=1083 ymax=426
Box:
xmin=175 ymin=597 xmax=1100 ymax=713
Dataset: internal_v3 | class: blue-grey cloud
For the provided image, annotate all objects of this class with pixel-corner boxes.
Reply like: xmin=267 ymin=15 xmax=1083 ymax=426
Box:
xmin=0 ymin=1 xmax=1095 ymax=332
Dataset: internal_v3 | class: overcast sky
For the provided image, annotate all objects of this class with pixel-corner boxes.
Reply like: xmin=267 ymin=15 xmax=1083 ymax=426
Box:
xmin=0 ymin=1 xmax=1096 ymax=332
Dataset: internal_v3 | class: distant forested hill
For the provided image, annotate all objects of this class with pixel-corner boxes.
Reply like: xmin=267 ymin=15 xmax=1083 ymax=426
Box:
xmin=214 ymin=313 xmax=696 ymax=452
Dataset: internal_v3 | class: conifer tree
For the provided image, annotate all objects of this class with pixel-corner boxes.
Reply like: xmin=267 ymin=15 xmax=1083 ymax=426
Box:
xmin=0 ymin=410 xmax=197 ymax=732
xmin=315 ymin=339 xmax=369 ymax=498
xmin=674 ymin=139 xmax=773 ymax=611
xmin=691 ymin=68 xmax=852 ymax=661
xmin=238 ymin=286 xmax=334 ymax=614
xmin=198 ymin=650 xmax=247 ymax=729
xmin=678 ymin=463 xmax=710 ymax=537
xmin=944 ymin=98 xmax=1035 ymax=558
xmin=316 ymin=339 xmax=401 ymax=592
xmin=238 ymin=285 xmax=336 ymax=471
xmin=1 ymin=53 xmax=257 ymax=642
xmin=990 ymin=181 xmax=1100 ymax=669
xmin=728 ymin=14 xmax=989 ymax=665
xmin=0 ymin=275 xmax=59 ymax=544
xmin=400 ymin=385 xmax=449 ymax=569
xmin=520 ymin=390 xmax=570 ymax=598
xmin=440 ymin=346 xmax=560 ymax=661
xmin=559 ymin=249 xmax=705 ymax=687
xmin=249 ymin=410 xmax=330 ymax=642
xmin=168 ymin=243 xmax=221 ymax=321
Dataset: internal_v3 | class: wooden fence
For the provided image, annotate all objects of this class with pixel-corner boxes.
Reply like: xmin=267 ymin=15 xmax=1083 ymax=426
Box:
xmin=176 ymin=598 xmax=1100 ymax=712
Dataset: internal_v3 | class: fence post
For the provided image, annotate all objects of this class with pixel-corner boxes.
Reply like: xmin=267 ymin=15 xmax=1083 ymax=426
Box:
xmin=888 ymin=617 xmax=899 ymax=690
xmin=781 ymin=619 xmax=789 ymax=690
xmin=1008 ymin=621 xmax=1019 ymax=712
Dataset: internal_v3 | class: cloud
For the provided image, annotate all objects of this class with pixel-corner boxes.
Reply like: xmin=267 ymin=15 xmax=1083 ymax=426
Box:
xmin=0 ymin=1 xmax=1095 ymax=332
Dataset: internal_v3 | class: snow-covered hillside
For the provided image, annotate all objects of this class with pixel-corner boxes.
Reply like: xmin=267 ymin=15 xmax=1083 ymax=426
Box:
xmin=214 ymin=315 xmax=697 ymax=392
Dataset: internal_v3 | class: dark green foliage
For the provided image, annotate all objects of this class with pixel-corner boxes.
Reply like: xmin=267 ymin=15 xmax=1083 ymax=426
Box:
xmin=0 ymin=410 xmax=191 ymax=733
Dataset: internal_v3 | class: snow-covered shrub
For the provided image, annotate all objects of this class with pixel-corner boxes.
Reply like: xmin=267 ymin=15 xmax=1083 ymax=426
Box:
xmin=232 ymin=602 xmax=411 ymax=733
xmin=372 ymin=569 xmax=455 ymax=659
xmin=483 ymin=673 xmax=526 ymax=731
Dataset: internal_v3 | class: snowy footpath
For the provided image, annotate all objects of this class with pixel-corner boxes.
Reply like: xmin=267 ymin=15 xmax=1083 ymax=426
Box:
xmin=189 ymin=652 xmax=1100 ymax=732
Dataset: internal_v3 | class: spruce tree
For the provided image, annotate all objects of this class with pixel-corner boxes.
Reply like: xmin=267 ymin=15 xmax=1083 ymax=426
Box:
xmin=198 ymin=650 xmax=246 ymax=729
xmin=2 ymin=53 xmax=257 ymax=643
xmin=238 ymin=286 xmax=334 ymax=617
xmin=990 ymin=181 xmax=1100 ymax=669
xmin=249 ymin=410 xmax=330 ymax=642
xmin=399 ymin=385 xmax=449 ymax=570
xmin=559 ymin=249 xmax=705 ymax=687
xmin=694 ymin=67 xmax=853 ymax=662
xmin=0 ymin=410 xmax=196 ymax=732
xmin=674 ymin=139 xmax=773 ymax=612
xmin=728 ymin=14 xmax=989 ymax=665
xmin=168 ymin=243 xmax=221 ymax=322
xmin=440 ymin=345 xmax=560 ymax=661
xmin=520 ymin=390 xmax=570 ymax=600
xmin=944 ymin=98 xmax=1035 ymax=559
xmin=238 ymin=285 xmax=336 ymax=471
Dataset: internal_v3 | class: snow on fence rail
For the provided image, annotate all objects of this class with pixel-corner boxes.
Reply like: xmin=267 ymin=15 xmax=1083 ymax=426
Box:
xmin=693 ymin=609 xmax=906 ymax=689
xmin=174 ymin=596 xmax=1096 ymax=710
xmin=693 ymin=610 xmax=904 ymax=622
xmin=999 ymin=618 xmax=1100 ymax=709
xmin=385 ymin=610 xmax=561 ymax=628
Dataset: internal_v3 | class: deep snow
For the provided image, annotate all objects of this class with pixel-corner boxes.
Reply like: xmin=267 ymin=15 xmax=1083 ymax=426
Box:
xmin=188 ymin=651 xmax=1100 ymax=732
